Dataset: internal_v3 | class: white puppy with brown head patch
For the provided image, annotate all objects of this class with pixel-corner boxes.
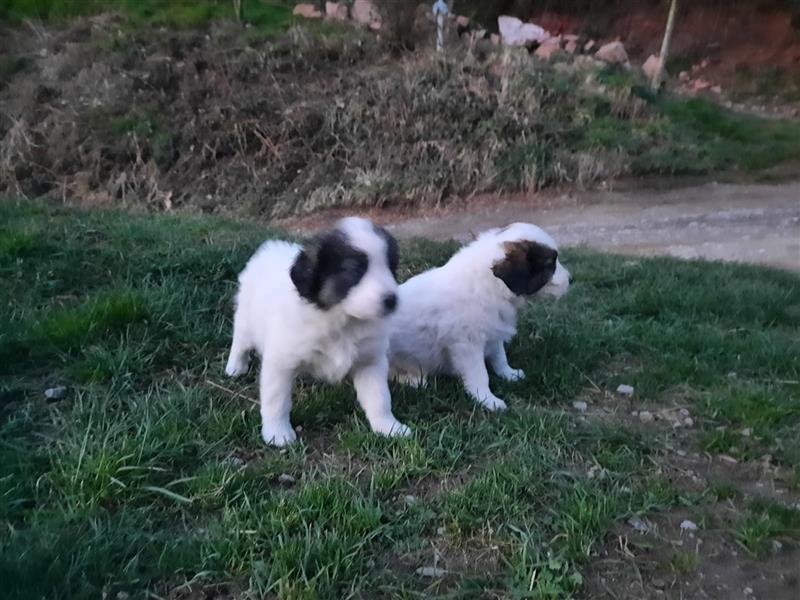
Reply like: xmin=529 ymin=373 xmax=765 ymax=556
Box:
xmin=388 ymin=223 xmax=571 ymax=411
xmin=225 ymin=217 xmax=410 ymax=446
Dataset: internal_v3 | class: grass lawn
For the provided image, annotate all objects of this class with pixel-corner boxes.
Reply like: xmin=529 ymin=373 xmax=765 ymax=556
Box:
xmin=1 ymin=201 xmax=799 ymax=599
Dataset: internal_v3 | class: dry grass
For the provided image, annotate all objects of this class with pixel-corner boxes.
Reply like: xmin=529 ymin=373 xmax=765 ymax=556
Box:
xmin=1 ymin=16 xmax=799 ymax=218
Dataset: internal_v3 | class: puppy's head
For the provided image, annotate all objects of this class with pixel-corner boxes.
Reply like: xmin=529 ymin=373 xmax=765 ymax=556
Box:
xmin=489 ymin=223 xmax=571 ymax=299
xmin=290 ymin=217 xmax=399 ymax=320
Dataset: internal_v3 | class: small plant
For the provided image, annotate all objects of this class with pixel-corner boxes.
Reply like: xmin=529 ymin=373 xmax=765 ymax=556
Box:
xmin=668 ymin=550 xmax=698 ymax=574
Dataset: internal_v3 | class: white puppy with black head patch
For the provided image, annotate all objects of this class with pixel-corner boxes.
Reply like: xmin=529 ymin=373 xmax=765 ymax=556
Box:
xmin=225 ymin=217 xmax=410 ymax=446
xmin=388 ymin=222 xmax=571 ymax=411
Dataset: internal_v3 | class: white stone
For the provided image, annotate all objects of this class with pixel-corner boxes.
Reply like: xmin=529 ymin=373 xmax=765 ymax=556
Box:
xmin=628 ymin=516 xmax=651 ymax=532
xmin=616 ymin=384 xmax=635 ymax=396
xmin=293 ymin=3 xmax=322 ymax=19
xmin=680 ymin=519 xmax=698 ymax=531
xmin=278 ymin=473 xmax=296 ymax=484
xmin=639 ymin=411 xmax=655 ymax=424
xmin=572 ymin=400 xmax=588 ymax=412
xmin=44 ymin=386 xmax=68 ymax=400
xmin=352 ymin=0 xmax=381 ymax=30
xmin=595 ymin=41 xmax=629 ymax=65
xmin=325 ymin=2 xmax=348 ymax=21
xmin=643 ymin=54 xmax=663 ymax=80
xmin=498 ymin=15 xmax=549 ymax=47
xmin=416 ymin=566 xmax=447 ymax=577
xmin=535 ymin=36 xmax=562 ymax=60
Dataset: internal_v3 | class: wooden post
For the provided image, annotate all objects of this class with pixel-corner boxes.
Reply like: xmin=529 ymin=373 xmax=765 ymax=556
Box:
xmin=652 ymin=0 xmax=678 ymax=91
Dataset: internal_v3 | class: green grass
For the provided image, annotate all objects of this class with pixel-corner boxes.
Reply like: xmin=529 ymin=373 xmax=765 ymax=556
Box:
xmin=0 ymin=0 xmax=294 ymax=33
xmin=733 ymin=499 xmax=800 ymax=558
xmin=1 ymin=201 xmax=799 ymax=599
xmin=581 ymin=68 xmax=800 ymax=175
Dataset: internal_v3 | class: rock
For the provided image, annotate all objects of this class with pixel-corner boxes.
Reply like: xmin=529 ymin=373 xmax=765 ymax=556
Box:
xmin=628 ymin=516 xmax=651 ymax=532
xmin=741 ymin=428 xmax=752 ymax=437
xmin=679 ymin=70 xmax=690 ymax=82
xmin=436 ymin=526 xmax=446 ymax=536
xmin=278 ymin=473 xmax=296 ymax=484
xmin=584 ymin=39 xmax=596 ymax=52
xmin=416 ymin=566 xmax=447 ymax=577
xmin=639 ymin=411 xmax=655 ymax=424
xmin=679 ymin=408 xmax=690 ymax=417
xmin=691 ymin=78 xmax=712 ymax=92
xmin=403 ymin=495 xmax=418 ymax=506
xmin=572 ymin=400 xmax=588 ymax=412
xmin=588 ymin=464 xmax=606 ymax=479
xmin=642 ymin=54 xmax=663 ymax=80
xmin=223 ymin=456 xmax=245 ymax=467
xmin=352 ymin=0 xmax=382 ymax=30
xmin=683 ymin=417 xmax=694 ymax=427
xmin=595 ymin=41 xmax=629 ymax=65
xmin=536 ymin=37 xmax=562 ymax=60
xmin=293 ymin=3 xmax=322 ymax=19
xmin=652 ymin=578 xmax=666 ymax=589
xmin=467 ymin=29 xmax=488 ymax=45
xmin=44 ymin=386 xmax=68 ymax=401
xmin=680 ymin=519 xmax=698 ymax=531
xmin=498 ymin=15 xmax=550 ymax=47
xmin=325 ymin=1 xmax=348 ymax=21
xmin=295 ymin=425 xmax=303 ymax=432
xmin=711 ymin=85 xmax=722 ymax=94
xmin=616 ymin=384 xmax=635 ymax=397
xmin=772 ymin=540 xmax=783 ymax=553
xmin=719 ymin=454 xmax=739 ymax=465
xmin=565 ymin=40 xmax=578 ymax=54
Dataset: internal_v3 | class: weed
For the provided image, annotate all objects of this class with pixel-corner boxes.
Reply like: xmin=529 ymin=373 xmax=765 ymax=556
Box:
xmin=667 ymin=550 xmax=699 ymax=574
xmin=733 ymin=499 xmax=800 ymax=558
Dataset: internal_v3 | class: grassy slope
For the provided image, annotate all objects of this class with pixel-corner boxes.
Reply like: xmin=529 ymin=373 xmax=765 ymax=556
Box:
xmin=1 ymin=201 xmax=799 ymax=599
xmin=2 ymin=6 xmax=800 ymax=217
xmin=0 ymin=0 xmax=294 ymax=31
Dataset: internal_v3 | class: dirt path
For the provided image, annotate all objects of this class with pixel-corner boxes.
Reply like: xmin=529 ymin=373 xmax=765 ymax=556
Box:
xmin=378 ymin=181 xmax=800 ymax=271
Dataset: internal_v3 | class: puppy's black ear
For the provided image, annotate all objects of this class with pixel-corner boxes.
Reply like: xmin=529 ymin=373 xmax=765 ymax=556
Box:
xmin=290 ymin=240 xmax=320 ymax=303
xmin=492 ymin=240 xmax=557 ymax=296
xmin=373 ymin=225 xmax=399 ymax=277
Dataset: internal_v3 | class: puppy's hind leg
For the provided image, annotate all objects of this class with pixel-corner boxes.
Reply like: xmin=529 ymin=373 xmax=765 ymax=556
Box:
xmin=450 ymin=344 xmax=508 ymax=411
xmin=353 ymin=360 xmax=411 ymax=438
xmin=225 ymin=308 xmax=252 ymax=377
xmin=259 ymin=364 xmax=297 ymax=447
xmin=487 ymin=341 xmax=525 ymax=382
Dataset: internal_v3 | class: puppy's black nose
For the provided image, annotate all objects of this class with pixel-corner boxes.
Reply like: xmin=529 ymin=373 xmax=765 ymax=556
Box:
xmin=382 ymin=293 xmax=398 ymax=314
xmin=569 ymin=275 xmax=575 ymax=284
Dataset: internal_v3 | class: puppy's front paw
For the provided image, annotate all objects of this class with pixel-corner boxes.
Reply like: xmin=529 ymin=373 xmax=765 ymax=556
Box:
xmin=225 ymin=355 xmax=250 ymax=377
xmin=261 ymin=422 xmax=298 ymax=447
xmin=371 ymin=417 xmax=412 ymax=438
xmin=498 ymin=367 xmax=526 ymax=382
xmin=479 ymin=396 xmax=508 ymax=412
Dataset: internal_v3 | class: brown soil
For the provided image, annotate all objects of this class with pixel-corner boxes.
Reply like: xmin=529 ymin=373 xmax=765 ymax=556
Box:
xmin=575 ymin=390 xmax=800 ymax=600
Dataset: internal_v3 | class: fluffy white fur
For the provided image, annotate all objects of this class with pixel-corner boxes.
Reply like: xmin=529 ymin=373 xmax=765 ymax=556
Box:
xmin=388 ymin=222 xmax=571 ymax=411
xmin=225 ymin=217 xmax=410 ymax=446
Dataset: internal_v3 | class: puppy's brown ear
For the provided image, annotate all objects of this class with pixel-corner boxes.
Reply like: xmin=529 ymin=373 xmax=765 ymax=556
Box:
xmin=492 ymin=240 xmax=558 ymax=296
xmin=373 ymin=225 xmax=399 ymax=278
